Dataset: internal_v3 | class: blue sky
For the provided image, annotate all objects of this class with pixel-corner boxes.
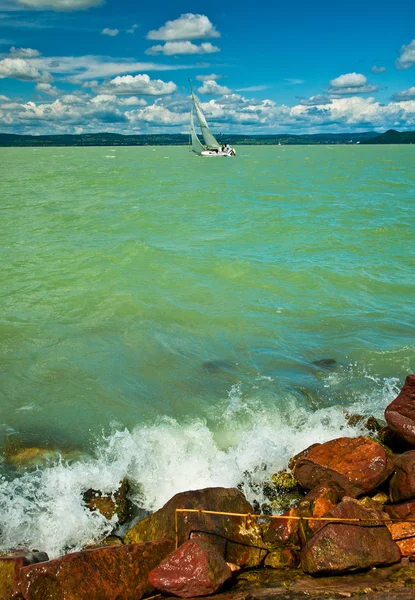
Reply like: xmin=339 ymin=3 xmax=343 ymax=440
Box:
xmin=0 ymin=0 xmax=414 ymax=134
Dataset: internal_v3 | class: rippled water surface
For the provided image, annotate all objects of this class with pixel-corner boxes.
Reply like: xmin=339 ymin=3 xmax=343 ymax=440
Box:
xmin=0 ymin=144 xmax=414 ymax=556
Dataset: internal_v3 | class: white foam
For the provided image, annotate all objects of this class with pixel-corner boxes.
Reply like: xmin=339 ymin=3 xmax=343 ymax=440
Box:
xmin=0 ymin=376 xmax=399 ymax=558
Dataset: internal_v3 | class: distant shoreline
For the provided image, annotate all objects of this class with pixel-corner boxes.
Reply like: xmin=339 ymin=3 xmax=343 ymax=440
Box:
xmin=1 ymin=129 xmax=414 ymax=147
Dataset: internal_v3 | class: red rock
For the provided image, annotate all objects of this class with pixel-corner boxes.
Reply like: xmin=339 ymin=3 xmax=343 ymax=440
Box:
xmin=293 ymin=436 xmax=393 ymax=497
xmin=0 ymin=557 xmax=27 ymax=600
xmin=397 ymin=538 xmax=415 ymax=557
xmin=83 ymin=478 xmax=131 ymax=524
xmin=387 ymin=521 xmax=415 ymax=541
xmin=301 ymin=523 xmax=401 ymax=575
xmin=263 ymin=507 xmax=300 ymax=548
xmin=148 ymin=539 xmax=232 ymax=598
xmin=385 ymin=375 xmax=415 ymax=446
xmin=124 ymin=487 xmax=266 ymax=567
xmin=385 ymin=499 xmax=415 ymax=520
xmin=20 ymin=539 xmax=174 ymax=600
xmin=390 ymin=450 xmax=415 ymax=502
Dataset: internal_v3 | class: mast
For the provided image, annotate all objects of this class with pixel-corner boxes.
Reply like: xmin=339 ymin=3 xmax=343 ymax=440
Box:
xmin=189 ymin=80 xmax=221 ymax=150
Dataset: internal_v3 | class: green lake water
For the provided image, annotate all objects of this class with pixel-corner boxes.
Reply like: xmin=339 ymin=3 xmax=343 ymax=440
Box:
xmin=0 ymin=144 xmax=414 ymax=556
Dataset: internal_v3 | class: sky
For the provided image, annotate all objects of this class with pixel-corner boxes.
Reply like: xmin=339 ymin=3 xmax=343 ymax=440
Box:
xmin=0 ymin=0 xmax=415 ymax=135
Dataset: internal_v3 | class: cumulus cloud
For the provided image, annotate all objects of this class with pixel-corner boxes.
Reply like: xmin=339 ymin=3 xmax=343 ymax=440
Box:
xmin=392 ymin=86 xmax=415 ymax=101
xmin=98 ymin=73 xmax=177 ymax=96
xmin=371 ymin=65 xmax=386 ymax=73
xmin=0 ymin=94 xmax=10 ymax=101
xmin=146 ymin=41 xmax=220 ymax=56
xmin=0 ymin=57 xmax=51 ymax=81
xmin=9 ymin=46 xmax=41 ymax=57
xmin=127 ymin=24 xmax=138 ymax=34
xmin=299 ymin=95 xmax=332 ymax=106
xmin=328 ymin=72 xmax=378 ymax=95
xmin=197 ymin=79 xmax=231 ymax=95
xmin=147 ymin=13 xmax=220 ymax=41
xmin=14 ymin=0 xmax=103 ymax=10
xmin=395 ymin=39 xmax=415 ymax=69
xmin=101 ymin=28 xmax=119 ymax=37
xmin=127 ymin=102 xmax=188 ymax=125
xmin=36 ymin=82 xmax=59 ymax=95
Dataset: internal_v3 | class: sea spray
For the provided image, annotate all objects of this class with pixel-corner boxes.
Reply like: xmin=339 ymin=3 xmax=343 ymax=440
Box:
xmin=0 ymin=375 xmax=399 ymax=558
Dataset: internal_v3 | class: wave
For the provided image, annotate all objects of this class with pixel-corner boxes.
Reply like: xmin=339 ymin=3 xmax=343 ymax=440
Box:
xmin=0 ymin=375 xmax=399 ymax=559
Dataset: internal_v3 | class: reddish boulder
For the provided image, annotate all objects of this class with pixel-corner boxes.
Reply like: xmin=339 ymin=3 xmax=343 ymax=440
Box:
xmin=124 ymin=487 xmax=266 ymax=567
xmin=300 ymin=497 xmax=401 ymax=575
xmin=396 ymin=538 xmax=415 ymax=557
xmin=148 ymin=539 xmax=232 ymax=598
xmin=263 ymin=548 xmax=297 ymax=569
xmin=263 ymin=507 xmax=300 ymax=548
xmin=385 ymin=374 xmax=415 ymax=446
xmin=293 ymin=436 xmax=393 ymax=497
xmin=20 ymin=539 xmax=174 ymax=600
xmin=83 ymin=478 xmax=131 ymax=524
xmin=385 ymin=499 xmax=415 ymax=520
xmin=390 ymin=450 xmax=415 ymax=502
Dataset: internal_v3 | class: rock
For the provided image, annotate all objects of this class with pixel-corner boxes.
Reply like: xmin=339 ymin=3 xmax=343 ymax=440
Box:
xmin=262 ymin=470 xmax=304 ymax=513
xmin=300 ymin=496 xmax=401 ymax=575
xmin=385 ymin=374 xmax=415 ymax=446
xmin=263 ymin=507 xmax=300 ymax=548
xmin=0 ymin=556 xmax=27 ymax=600
xmin=396 ymin=538 xmax=415 ymax=557
xmin=202 ymin=360 xmax=235 ymax=374
xmin=293 ymin=436 xmax=394 ymax=497
xmin=83 ymin=478 xmax=131 ymax=524
xmin=379 ymin=426 xmax=413 ymax=453
xmin=344 ymin=414 xmax=384 ymax=433
xmin=312 ymin=358 xmax=337 ymax=369
xmin=263 ymin=548 xmax=298 ymax=569
xmin=301 ymin=524 xmax=400 ymax=575
xmin=124 ymin=487 xmax=266 ymax=567
xmin=297 ymin=482 xmax=341 ymax=544
xmin=148 ymin=539 xmax=232 ymax=598
xmin=390 ymin=450 xmax=415 ymax=503
xmin=288 ymin=444 xmax=320 ymax=472
xmin=358 ymin=492 xmax=389 ymax=512
xmin=189 ymin=531 xmax=226 ymax=556
xmin=20 ymin=539 xmax=174 ymax=600
xmin=384 ymin=499 xmax=415 ymax=520
xmin=0 ymin=550 xmax=48 ymax=565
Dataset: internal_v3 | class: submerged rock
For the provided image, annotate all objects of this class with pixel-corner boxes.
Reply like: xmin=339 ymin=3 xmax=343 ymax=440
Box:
xmin=83 ymin=478 xmax=131 ymax=524
xmin=148 ymin=539 xmax=232 ymax=598
xmin=293 ymin=436 xmax=394 ymax=497
xmin=202 ymin=359 xmax=235 ymax=374
xmin=20 ymin=539 xmax=174 ymax=600
xmin=385 ymin=374 xmax=415 ymax=446
xmin=312 ymin=358 xmax=337 ymax=369
xmin=124 ymin=487 xmax=266 ymax=567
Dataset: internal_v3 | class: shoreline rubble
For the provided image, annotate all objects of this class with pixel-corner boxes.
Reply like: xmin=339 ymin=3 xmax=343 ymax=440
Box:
xmin=2 ymin=374 xmax=415 ymax=599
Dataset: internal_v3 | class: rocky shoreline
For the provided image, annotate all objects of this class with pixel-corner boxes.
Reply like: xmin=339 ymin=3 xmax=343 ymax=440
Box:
xmin=2 ymin=374 xmax=415 ymax=600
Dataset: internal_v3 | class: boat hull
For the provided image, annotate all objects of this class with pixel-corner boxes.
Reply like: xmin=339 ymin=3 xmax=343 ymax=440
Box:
xmin=199 ymin=148 xmax=236 ymax=157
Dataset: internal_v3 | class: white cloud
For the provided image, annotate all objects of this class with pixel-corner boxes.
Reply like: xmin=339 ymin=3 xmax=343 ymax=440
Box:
xmin=396 ymin=39 xmax=415 ymax=70
xmin=127 ymin=24 xmax=138 ymax=34
xmin=329 ymin=72 xmax=378 ymax=95
xmin=196 ymin=73 xmax=221 ymax=81
xmin=392 ymin=86 xmax=415 ymax=101
xmin=36 ymin=82 xmax=59 ymax=95
xmin=99 ymin=73 xmax=177 ymax=96
xmin=299 ymin=95 xmax=332 ymax=106
xmin=101 ymin=28 xmax=119 ymax=37
xmin=14 ymin=0 xmax=103 ymax=10
xmin=9 ymin=46 xmax=41 ymax=57
xmin=0 ymin=94 xmax=10 ymax=101
xmin=371 ymin=65 xmax=386 ymax=73
xmin=127 ymin=102 xmax=188 ymax=125
xmin=146 ymin=41 xmax=220 ymax=56
xmin=147 ymin=13 xmax=220 ymax=41
xmin=236 ymin=85 xmax=269 ymax=92
xmin=197 ymin=79 xmax=231 ymax=95
xmin=0 ymin=57 xmax=51 ymax=81
xmin=284 ymin=78 xmax=304 ymax=85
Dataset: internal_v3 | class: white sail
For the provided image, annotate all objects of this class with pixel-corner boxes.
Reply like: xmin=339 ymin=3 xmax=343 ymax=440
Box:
xmin=192 ymin=92 xmax=221 ymax=150
xmin=190 ymin=109 xmax=206 ymax=155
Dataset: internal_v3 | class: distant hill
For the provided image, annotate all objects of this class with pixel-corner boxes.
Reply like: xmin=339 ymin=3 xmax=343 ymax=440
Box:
xmin=0 ymin=130 xmax=413 ymax=147
xmin=361 ymin=129 xmax=415 ymax=144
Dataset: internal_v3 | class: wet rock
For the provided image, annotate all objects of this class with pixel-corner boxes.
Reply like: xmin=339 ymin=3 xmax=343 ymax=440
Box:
xmin=148 ymin=539 xmax=232 ymax=598
xmin=385 ymin=374 xmax=415 ymax=446
xmin=379 ymin=426 xmax=414 ymax=453
xmin=297 ymin=482 xmax=342 ymax=543
xmin=83 ymin=478 xmax=131 ymax=524
xmin=345 ymin=413 xmax=384 ymax=434
xmin=0 ymin=556 xmax=28 ymax=600
xmin=359 ymin=492 xmax=389 ymax=512
xmin=20 ymin=539 xmax=174 ymax=600
xmin=263 ymin=547 xmax=298 ymax=569
xmin=384 ymin=499 xmax=415 ymax=521
xmin=124 ymin=487 xmax=266 ymax=567
xmin=5 ymin=446 xmax=81 ymax=471
xmin=263 ymin=507 xmax=301 ymax=548
xmin=300 ymin=498 xmax=401 ymax=575
xmin=396 ymin=538 xmax=415 ymax=557
xmin=293 ymin=436 xmax=394 ymax=497
xmin=390 ymin=450 xmax=415 ymax=503
xmin=288 ymin=444 xmax=320 ymax=472
xmin=0 ymin=550 xmax=48 ymax=565
xmin=262 ymin=470 xmax=304 ymax=513
xmin=189 ymin=531 xmax=226 ymax=556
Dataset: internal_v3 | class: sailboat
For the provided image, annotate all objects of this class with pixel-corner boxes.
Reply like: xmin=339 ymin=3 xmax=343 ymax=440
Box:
xmin=189 ymin=84 xmax=236 ymax=158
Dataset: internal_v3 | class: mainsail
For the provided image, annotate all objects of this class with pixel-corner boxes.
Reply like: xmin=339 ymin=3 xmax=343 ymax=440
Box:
xmin=190 ymin=109 xmax=206 ymax=155
xmin=191 ymin=92 xmax=221 ymax=150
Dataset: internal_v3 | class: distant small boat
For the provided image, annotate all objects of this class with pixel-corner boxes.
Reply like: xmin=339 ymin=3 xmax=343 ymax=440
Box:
xmin=189 ymin=83 xmax=236 ymax=158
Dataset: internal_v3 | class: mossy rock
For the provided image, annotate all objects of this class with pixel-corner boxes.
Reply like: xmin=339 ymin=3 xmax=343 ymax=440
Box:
xmin=389 ymin=566 xmax=415 ymax=587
